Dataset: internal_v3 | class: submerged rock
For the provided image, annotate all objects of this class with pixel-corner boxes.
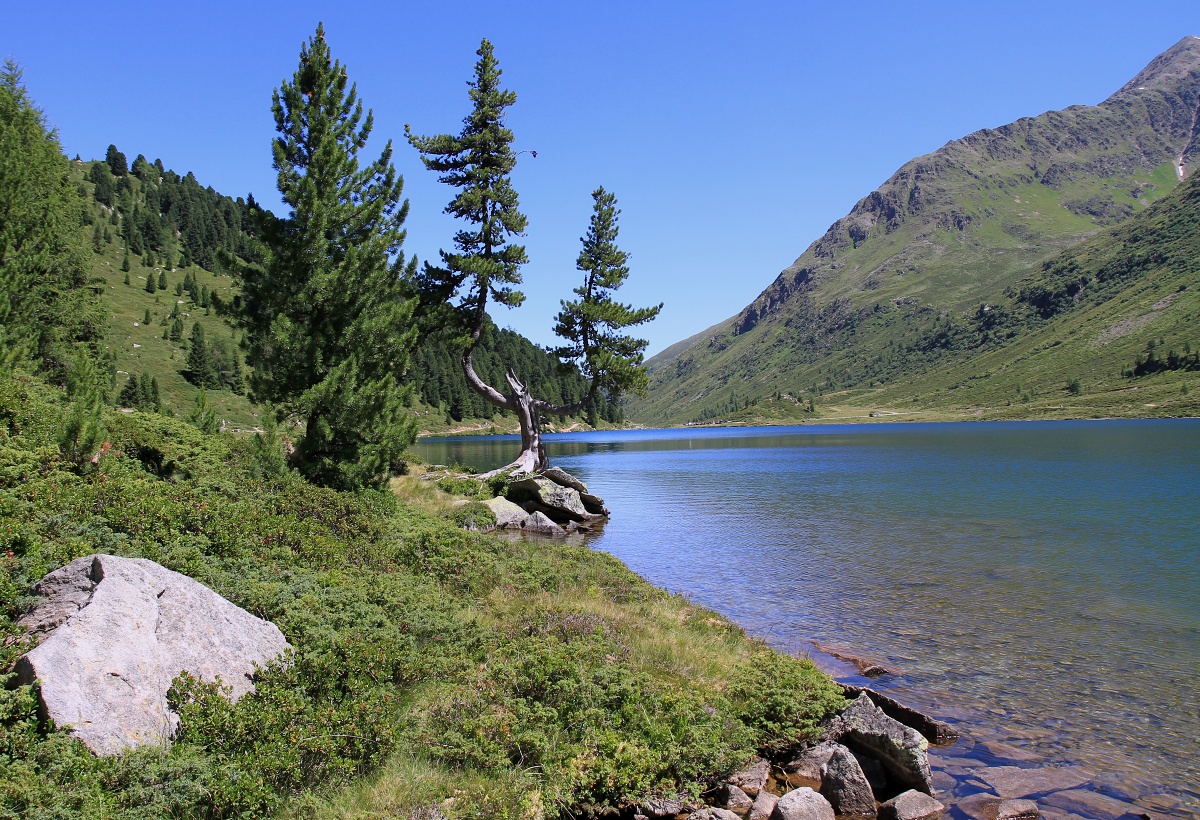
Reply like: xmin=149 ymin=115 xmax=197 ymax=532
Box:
xmin=14 ymin=554 xmax=290 ymax=755
xmin=976 ymin=766 xmax=1091 ymax=799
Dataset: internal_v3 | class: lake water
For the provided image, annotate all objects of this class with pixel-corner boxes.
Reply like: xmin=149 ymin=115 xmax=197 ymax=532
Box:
xmin=413 ymin=421 xmax=1200 ymax=817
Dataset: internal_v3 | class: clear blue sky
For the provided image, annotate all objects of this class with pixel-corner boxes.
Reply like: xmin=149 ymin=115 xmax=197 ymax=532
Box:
xmin=6 ymin=1 xmax=1200 ymax=355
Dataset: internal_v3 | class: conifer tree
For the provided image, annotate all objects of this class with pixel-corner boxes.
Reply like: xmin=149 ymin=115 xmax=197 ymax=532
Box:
xmin=189 ymin=386 xmax=218 ymax=434
xmin=105 ymin=144 xmax=127 ymax=176
xmin=239 ymin=24 xmax=419 ymax=489
xmin=186 ymin=321 xmax=217 ymax=387
xmin=408 ymin=42 xmax=659 ymax=474
xmin=144 ymin=268 xmax=156 ymax=293
xmin=158 ymin=270 xmax=167 ymax=289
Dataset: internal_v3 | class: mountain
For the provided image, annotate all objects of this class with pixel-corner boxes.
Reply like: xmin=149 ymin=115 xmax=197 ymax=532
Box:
xmin=631 ymin=36 xmax=1200 ymax=425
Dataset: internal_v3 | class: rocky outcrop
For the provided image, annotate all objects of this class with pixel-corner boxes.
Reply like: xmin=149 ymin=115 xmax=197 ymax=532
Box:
xmin=506 ymin=470 xmax=609 ymax=524
xmin=841 ymin=685 xmax=958 ymax=745
xmin=729 ymin=757 xmax=771 ymax=797
xmin=13 ymin=554 xmax=291 ymax=755
xmin=824 ymin=694 xmax=934 ymax=795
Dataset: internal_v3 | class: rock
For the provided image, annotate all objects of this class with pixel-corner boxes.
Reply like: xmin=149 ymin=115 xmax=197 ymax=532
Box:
xmin=14 ymin=554 xmax=290 ymax=755
xmin=784 ymin=742 xmax=837 ymax=787
xmin=841 ymin=685 xmax=958 ymax=745
xmin=724 ymin=784 xmax=754 ymax=814
xmin=813 ymin=642 xmax=901 ymax=678
xmin=1042 ymin=790 xmax=1137 ymax=820
xmin=751 ymin=790 xmax=780 ymax=820
xmin=507 ymin=476 xmax=600 ymax=523
xmin=692 ymin=810 xmax=742 ymax=820
xmin=853 ymin=750 xmax=888 ymax=793
xmin=730 ymin=757 xmax=771 ymax=797
xmin=580 ymin=491 xmax=610 ymax=515
xmin=975 ymin=766 xmax=1092 ymax=800
xmin=878 ymin=790 xmax=944 ymax=820
xmin=484 ymin=496 xmax=531 ymax=529
xmin=996 ymin=799 xmax=1041 ymax=820
xmin=540 ymin=466 xmax=588 ymax=493
xmin=825 ymin=694 xmax=934 ymax=795
xmin=955 ymin=793 xmax=1002 ymax=820
xmin=770 ymin=787 xmax=836 ymax=820
xmin=642 ymin=797 xmax=684 ymax=818
xmin=522 ymin=511 xmax=566 ymax=535
xmin=820 ymin=744 xmax=877 ymax=818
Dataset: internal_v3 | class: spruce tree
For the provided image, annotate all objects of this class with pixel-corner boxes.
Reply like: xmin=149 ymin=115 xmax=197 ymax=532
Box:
xmin=239 ymin=24 xmax=419 ymax=489
xmin=158 ymin=270 xmax=167 ymax=289
xmin=105 ymin=144 xmax=128 ymax=176
xmin=186 ymin=321 xmax=216 ymax=387
xmin=144 ymin=268 xmax=156 ymax=293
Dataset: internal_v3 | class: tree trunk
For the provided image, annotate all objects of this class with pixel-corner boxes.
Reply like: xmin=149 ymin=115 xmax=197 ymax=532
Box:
xmin=506 ymin=368 xmax=548 ymax=475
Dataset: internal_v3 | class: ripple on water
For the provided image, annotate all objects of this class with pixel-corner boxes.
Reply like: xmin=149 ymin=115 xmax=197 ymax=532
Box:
xmin=415 ymin=421 xmax=1200 ymax=816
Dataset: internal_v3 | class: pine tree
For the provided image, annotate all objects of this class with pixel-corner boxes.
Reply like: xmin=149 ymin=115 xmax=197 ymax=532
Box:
xmin=158 ymin=270 xmax=167 ymax=289
xmin=553 ymin=187 xmax=661 ymax=399
xmin=189 ymin=386 xmax=218 ymax=434
xmin=123 ymin=270 xmax=130 ymax=285
xmin=143 ymin=308 xmax=151 ymax=324
xmin=239 ymin=24 xmax=419 ymax=489
xmin=92 ymin=223 xmax=103 ymax=253
xmin=170 ymin=317 xmax=184 ymax=342
xmin=408 ymin=43 xmax=658 ymax=474
xmin=185 ymin=321 xmax=217 ymax=387
xmin=105 ymin=144 xmax=128 ymax=176
xmin=144 ymin=268 xmax=156 ymax=293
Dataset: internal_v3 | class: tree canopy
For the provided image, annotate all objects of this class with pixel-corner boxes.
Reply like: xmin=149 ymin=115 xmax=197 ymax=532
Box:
xmin=238 ymin=24 xmax=419 ymax=489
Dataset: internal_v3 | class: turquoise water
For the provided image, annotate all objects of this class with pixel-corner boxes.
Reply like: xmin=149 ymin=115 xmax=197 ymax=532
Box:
xmin=414 ymin=420 xmax=1200 ymax=815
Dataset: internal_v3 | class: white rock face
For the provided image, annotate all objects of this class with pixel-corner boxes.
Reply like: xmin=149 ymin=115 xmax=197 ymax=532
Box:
xmin=14 ymin=554 xmax=291 ymax=755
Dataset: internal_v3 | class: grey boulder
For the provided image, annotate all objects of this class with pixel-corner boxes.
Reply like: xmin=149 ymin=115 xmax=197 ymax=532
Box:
xmin=14 ymin=554 xmax=291 ymax=755
xmin=484 ymin=495 xmax=531 ymax=529
xmin=729 ymin=757 xmax=771 ymax=797
xmin=825 ymin=694 xmax=934 ymax=794
xmin=877 ymin=790 xmax=943 ymax=820
xmin=820 ymin=743 xmax=877 ymax=818
xmin=750 ymin=790 xmax=779 ymax=820
xmin=770 ymin=787 xmax=836 ymax=820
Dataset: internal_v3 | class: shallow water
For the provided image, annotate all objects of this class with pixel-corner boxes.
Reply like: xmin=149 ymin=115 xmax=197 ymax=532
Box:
xmin=414 ymin=420 xmax=1200 ymax=816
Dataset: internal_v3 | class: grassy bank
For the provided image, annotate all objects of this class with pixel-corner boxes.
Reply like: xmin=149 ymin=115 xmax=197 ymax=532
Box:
xmin=0 ymin=370 xmax=844 ymax=819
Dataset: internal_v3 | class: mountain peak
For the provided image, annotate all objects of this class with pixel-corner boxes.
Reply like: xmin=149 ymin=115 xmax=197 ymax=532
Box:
xmin=1108 ymin=36 xmax=1200 ymax=100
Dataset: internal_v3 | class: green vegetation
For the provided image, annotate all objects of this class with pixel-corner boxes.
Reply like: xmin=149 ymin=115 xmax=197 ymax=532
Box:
xmin=0 ymin=373 xmax=844 ymax=818
xmin=237 ymin=25 xmax=419 ymax=490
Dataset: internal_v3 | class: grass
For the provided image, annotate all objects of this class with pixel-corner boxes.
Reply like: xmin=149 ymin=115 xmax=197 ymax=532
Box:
xmin=0 ymin=369 xmax=845 ymax=819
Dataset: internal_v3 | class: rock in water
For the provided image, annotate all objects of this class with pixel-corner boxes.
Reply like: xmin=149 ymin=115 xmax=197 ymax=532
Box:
xmin=825 ymin=694 xmax=934 ymax=795
xmin=878 ymin=790 xmax=944 ymax=820
xmin=14 ymin=554 xmax=291 ymax=755
xmin=770 ymin=787 xmax=836 ymax=820
xmin=821 ymin=744 xmax=878 ymax=818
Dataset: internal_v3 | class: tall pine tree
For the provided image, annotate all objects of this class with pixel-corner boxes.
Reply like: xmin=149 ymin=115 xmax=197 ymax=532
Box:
xmin=239 ymin=24 xmax=419 ymax=489
xmin=408 ymin=43 xmax=658 ymax=474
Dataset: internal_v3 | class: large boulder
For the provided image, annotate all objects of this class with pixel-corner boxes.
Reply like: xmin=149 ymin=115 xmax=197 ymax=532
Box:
xmin=770 ymin=787 xmax=835 ymax=820
xmin=14 ymin=554 xmax=291 ymax=755
xmin=820 ymin=744 xmax=877 ymax=818
xmin=723 ymin=784 xmax=754 ymax=814
xmin=507 ymin=476 xmax=597 ymax=523
xmin=824 ymin=694 xmax=934 ymax=795
xmin=840 ymin=685 xmax=958 ymax=745
xmin=484 ymin=496 xmax=531 ymax=529
xmin=750 ymin=790 xmax=779 ymax=820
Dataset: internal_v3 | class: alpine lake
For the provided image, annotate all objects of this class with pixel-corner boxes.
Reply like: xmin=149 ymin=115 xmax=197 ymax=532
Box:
xmin=413 ymin=420 xmax=1200 ymax=819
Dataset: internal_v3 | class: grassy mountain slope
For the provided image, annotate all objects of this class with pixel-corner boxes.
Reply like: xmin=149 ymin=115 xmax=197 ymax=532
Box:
xmin=631 ymin=36 xmax=1200 ymax=425
xmin=673 ymin=159 xmax=1200 ymax=426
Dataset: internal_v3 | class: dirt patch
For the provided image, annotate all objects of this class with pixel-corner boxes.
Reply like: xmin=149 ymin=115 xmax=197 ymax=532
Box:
xmin=1093 ymin=292 xmax=1181 ymax=345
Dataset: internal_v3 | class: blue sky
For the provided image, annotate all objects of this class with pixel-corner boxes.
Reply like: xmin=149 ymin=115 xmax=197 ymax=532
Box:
xmin=6 ymin=1 xmax=1200 ymax=355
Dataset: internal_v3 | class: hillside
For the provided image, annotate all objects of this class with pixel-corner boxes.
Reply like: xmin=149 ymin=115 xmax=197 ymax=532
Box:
xmin=632 ymin=36 xmax=1200 ymax=425
xmin=73 ymin=151 xmax=605 ymax=434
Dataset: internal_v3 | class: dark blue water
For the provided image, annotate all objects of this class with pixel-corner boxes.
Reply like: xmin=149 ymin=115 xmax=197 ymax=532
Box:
xmin=414 ymin=420 xmax=1200 ymax=815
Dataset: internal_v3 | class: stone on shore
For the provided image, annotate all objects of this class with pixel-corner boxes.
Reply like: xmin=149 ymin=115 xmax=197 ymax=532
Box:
xmin=841 ymin=685 xmax=959 ymax=745
xmin=507 ymin=476 xmax=600 ymax=523
xmin=692 ymin=809 xmax=742 ymax=820
xmin=825 ymin=694 xmax=934 ymax=795
xmin=14 ymin=554 xmax=291 ymax=755
xmin=522 ymin=510 xmax=566 ymax=535
xmin=750 ymin=789 xmax=780 ymax=820
xmin=820 ymin=743 xmax=877 ymax=818
xmin=878 ymin=790 xmax=944 ymax=820
xmin=724 ymin=784 xmax=754 ymax=814
xmin=541 ymin=466 xmax=588 ymax=493
xmin=484 ymin=495 xmax=530 ymax=529
xmin=729 ymin=757 xmax=771 ymax=797
xmin=770 ymin=787 xmax=836 ymax=820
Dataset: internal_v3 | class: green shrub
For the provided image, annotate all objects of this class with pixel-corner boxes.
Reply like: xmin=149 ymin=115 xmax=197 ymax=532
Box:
xmin=446 ymin=501 xmax=497 ymax=531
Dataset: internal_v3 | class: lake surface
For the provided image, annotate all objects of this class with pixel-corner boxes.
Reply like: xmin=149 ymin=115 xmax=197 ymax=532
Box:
xmin=414 ymin=421 xmax=1200 ymax=817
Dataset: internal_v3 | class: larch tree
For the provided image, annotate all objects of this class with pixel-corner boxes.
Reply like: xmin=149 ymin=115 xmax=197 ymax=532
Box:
xmin=238 ymin=24 xmax=419 ymax=489
xmin=407 ymin=41 xmax=659 ymax=475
